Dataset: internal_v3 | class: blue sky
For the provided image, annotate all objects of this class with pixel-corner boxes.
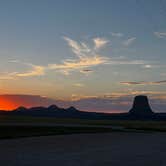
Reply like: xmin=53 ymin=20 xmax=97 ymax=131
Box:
xmin=0 ymin=0 xmax=166 ymax=112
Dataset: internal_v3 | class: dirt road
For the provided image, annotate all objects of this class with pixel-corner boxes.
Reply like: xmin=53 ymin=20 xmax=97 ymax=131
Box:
xmin=0 ymin=132 xmax=166 ymax=166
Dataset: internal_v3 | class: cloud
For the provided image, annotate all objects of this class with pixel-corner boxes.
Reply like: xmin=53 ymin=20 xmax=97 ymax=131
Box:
xmin=63 ymin=37 xmax=91 ymax=58
xmin=9 ymin=61 xmax=46 ymax=78
xmin=107 ymin=58 xmax=146 ymax=65
xmin=154 ymin=32 xmax=166 ymax=39
xmin=123 ymin=37 xmax=136 ymax=46
xmin=15 ymin=64 xmax=45 ymax=77
xmin=120 ymin=80 xmax=166 ymax=85
xmin=73 ymin=83 xmax=84 ymax=87
xmin=143 ymin=64 xmax=152 ymax=69
xmin=48 ymin=37 xmax=110 ymax=75
xmin=80 ymin=69 xmax=93 ymax=74
xmin=0 ymin=62 xmax=46 ymax=80
xmin=49 ymin=56 xmax=108 ymax=73
xmin=0 ymin=72 xmax=18 ymax=80
xmin=71 ymin=94 xmax=98 ymax=101
xmin=93 ymin=37 xmax=109 ymax=50
xmin=7 ymin=37 xmax=109 ymax=77
xmin=111 ymin=32 xmax=124 ymax=37
xmin=5 ymin=36 xmax=149 ymax=78
xmin=8 ymin=56 xmax=146 ymax=79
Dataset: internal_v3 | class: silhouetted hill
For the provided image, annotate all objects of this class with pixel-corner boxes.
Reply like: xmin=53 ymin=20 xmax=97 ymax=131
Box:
xmin=129 ymin=95 xmax=154 ymax=118
xmin=0 ymin=95 xmax=165 ymax=120
xmin=66 ymin=106 xmax=79 ymax=112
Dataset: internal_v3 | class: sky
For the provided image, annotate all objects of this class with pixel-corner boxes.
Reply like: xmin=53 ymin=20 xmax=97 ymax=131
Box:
xmin=0 ymin=0 xmax=166 ymax=112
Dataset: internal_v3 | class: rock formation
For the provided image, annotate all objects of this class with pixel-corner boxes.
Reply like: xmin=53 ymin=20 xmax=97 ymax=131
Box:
xmin=129 ymin=95 xmax=153 ymax=116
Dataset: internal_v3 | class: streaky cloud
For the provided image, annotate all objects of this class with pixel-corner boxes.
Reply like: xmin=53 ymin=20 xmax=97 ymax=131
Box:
xmin=49 ymin=37 xmax=110 ymax=75
xmin=10 ymin=61 xmax=46 ymax=77
xmin=73 ymin=83 xmax=84 ymax=87
xmin=93 ymin=37 xmax=109 ymax=50
xmin=80 ymin=69 xmax=93 ymax=74
xmin=0 ymin=72 xmax=18 ymax=80
xmin=120 ymin=80 xmax=166 ymax=85
xmin=16 ymin=65 xmax=45 ymax=77
xmin=63 ymin=36 xmax=91 ymax=58
xmin=123 ymin=37 xmax=136 ymax=46
xmin=111 ymin=32 xmax=124 ymax=37
xmin=154 ymin=31 xmax=166 ymax=39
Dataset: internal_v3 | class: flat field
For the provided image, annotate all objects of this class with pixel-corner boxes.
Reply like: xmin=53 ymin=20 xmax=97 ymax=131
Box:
xmin=0 ymin=115 xmax=166 ymax=139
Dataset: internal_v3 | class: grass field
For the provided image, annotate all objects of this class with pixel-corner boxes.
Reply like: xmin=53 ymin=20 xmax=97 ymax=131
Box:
xmin=0 ymin=115 xmax=166 ymax=139
xmin=1 ymin=115 xmax=166 ymax=129
xmin=0 ymin=126 xmax=115 ymax=139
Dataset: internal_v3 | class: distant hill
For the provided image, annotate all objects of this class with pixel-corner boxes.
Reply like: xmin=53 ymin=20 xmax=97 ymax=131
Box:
xmin=0 ymin=95 xmax=166 ymax=120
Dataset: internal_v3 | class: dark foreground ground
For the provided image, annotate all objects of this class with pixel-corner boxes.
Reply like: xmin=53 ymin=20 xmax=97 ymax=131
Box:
xmin=0 ymin=132 xmax=166 ymax=166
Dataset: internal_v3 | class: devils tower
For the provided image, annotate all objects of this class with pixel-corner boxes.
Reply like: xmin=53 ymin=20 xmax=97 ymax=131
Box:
xmin=129 ymin=95 xmax=153 ymax=116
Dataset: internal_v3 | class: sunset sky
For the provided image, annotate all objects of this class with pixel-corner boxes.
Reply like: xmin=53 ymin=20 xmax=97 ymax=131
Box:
xmin=0 ymin=0 xmax=166 ymax=111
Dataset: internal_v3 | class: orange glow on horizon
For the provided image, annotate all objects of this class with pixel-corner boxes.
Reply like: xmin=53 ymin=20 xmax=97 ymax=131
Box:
xmin=0 ymin=97 xmax=19 ymax=111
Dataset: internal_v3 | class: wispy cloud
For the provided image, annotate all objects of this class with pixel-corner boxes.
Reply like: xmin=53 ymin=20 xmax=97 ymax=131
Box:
xmin=154 ymin=32 xmax=166 ymax=39
xmin=49 ymin=56 xmax=108 ymax=72
xmin=105 ymin=56 xmax=146 ymax=65
xmin=5 ymin=36 xmax=150 ymax=78
xmin=16 ymin=64 xmax=45 ymax=77
xmin=120 ymin=80 xmax=166 ymax=85
xmin=49 ymin=37 xmax=110 ymax=75
xmin=7 ymin=37 xmax=109 ymax=77
xmin=143 ymin=64 xmax=152 ymax=69
xmin=71 ymin=91 xmax=166 ymax=101
xmin=108 ymin=59 xmax=145 ymax=65
xmin=73 ymin=83 xmax=84 ymax=87
xmin=71 ymin=94 xmax=98 ymax=101
xmin=9 ymin=61 xmax=46 ymax=78
xmin=111 ymin=32 xmax=124 ymax=37
xmin=0 ymin=72 xmax=17 ymax=80
xmin=123 ymin=37 xmax=136 ymax=46
xmin=80 ymin=69 xmax=93 ymax=74
xmin=63 ymin=37 xmax=91 ymax=58
xmin=93 ymin=37 xmax=109 ymax=50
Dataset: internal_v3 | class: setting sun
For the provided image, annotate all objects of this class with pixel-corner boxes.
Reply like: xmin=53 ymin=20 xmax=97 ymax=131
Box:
xmin=0 ymin=96 xmax=19 ymax=111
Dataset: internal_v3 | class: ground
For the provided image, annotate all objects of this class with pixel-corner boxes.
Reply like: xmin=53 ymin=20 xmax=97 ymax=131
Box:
xmin=0 ymin=132 xmax=166 ymax=166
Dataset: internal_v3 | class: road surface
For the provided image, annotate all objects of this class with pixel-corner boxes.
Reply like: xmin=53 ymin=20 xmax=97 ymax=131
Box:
xmin=0 ymin=132 xmax=166 ymax=166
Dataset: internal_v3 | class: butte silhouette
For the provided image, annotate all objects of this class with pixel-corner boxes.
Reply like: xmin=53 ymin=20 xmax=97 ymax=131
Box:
xmin=129 ymin=95 xmax=154 ymax=116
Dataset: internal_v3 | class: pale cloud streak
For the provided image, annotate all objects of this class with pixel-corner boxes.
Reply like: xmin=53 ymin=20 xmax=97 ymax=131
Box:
xmin=71 ymin=94 xmax=98 ymax=101
xmin=0 ymin=72 xmax=17 ymax=80
xmin=93 ymin=37 xmax=109 ymax=50
xmin=120 ymin=80 xmax=166 ymax=85
xmin=107 ymin=59 xmax=145 ymax=65
xmin=143 ymin=64 xmax=152 ymax=69
xmin=49 ymin=56 xmax=108 ymax=70
xmin=72 ymin=91 xmax=166 ymax=101
xmin=154 ymin=32 xmax=166 ymax=39
xmin=123 ymin=37 xmax=136 ymax=46
xmin=73 ymin=83 xmax=84 ymax=87
xmin=15 ymin=64 xmax=46 ymax=77
xmin=111 ymin=32 xmax=124 ymax=37
xmin=63 ymin=37 xmax=91 ymax=58
xmin=9 ymin=61 xmax=46 ymax=78
xmin=80 ymin=69 xmax=93 ymax=75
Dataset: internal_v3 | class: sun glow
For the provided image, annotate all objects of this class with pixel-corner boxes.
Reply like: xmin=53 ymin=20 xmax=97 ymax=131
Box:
xmin=0 ymin=96 xmax=19 ymax=111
